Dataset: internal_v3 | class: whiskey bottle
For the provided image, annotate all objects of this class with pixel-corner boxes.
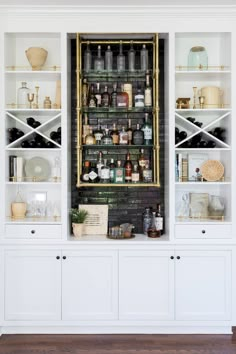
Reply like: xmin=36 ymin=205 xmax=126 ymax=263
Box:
xmin=82 ymin=113 xmax=90 ymax=144
xmin=141 ymin=113 xmax=152 ymax=145
xmin=94 ymin=45 xmax=104 ymax=71
xmin=110 ymin=123 xmax=119 ymax=145
xmin=142 ymin=161 xmax=152 ymax=183
xmin=85 ymin=128 xmax=96 ymax=145
xmin=140 ymin=44 xmax=149 ymax=71
xmin=96 ymin=151 xmax=104 ymax=178
xmin=83 ymin=41 xmax=92 ymax=72
xmin=82 ymin=78 xmax=89 ymax=106
xmin=134 ymin=86 xmax=144 ymax=107
xmin=88 ymin=84 xmax=97 ymax=108
xmin=119 ymin=126 xmax=128 ymax=145
xmin=131 ymin=164 xmax=140 ymax=183
xmin=94 ymin=124 xmax=103 ymax=145
xmin=81 ymin=160 xmax=90 ymax=182
xmin=126 ymin=119 xmax=133 ymax=145
xmin=147 ymin=211 xmax=160 ymax=238
xmin=117 ymin=84 xmax=129 ymax=108
xmin=155 ymin=204 xmax=163 ymax=235
xmin=100 ymin=159 xmax=110 ymax=183
xmin=105 ymin=45 xmax=113 ymax=71
xmin=109 ymin=158 xmax=116 ymax=183
xmin=95 ymin=82 xmax=102 ymax=107
xmin=114 ymin=160 xmax=125 ymax=183
xmin=123 ymin=83 xmax=133 ymax=108
xmin=132 ymin=123 xmax=144 ymax=145
xmin=101 ymin=85 xmax=110 ymax=107
xmin=144 ymin=71 xmax=152 ymax=107
xmin=101 ymin=128 xmax=113 ymax=145
xmin=138 ymin=148 xmax=146 ymax=180
xmin=110 ymin=83 xmax=118 ymax=107
xmin=88 ymin=163 xmax=100 ymax=183
xmin=124 ymin=153 xmax=133 ymax=183
xmin=117 ymin=41 xmax=125 ymax=72
xmin=128 ymin=41 xmax=136 ymax=72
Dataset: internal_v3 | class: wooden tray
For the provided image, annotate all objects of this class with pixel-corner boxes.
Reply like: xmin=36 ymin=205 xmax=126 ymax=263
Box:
xmin=107 ymin=234 xmax=135 ymax=240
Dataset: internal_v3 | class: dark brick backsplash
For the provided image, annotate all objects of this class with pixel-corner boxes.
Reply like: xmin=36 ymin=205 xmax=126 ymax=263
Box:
xmin=71 ymin=38 xmax=165 ymax=233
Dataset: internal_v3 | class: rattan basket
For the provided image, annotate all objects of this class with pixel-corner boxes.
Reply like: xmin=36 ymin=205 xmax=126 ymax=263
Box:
xmin=201 ymin=160 xmax=224 ymax=182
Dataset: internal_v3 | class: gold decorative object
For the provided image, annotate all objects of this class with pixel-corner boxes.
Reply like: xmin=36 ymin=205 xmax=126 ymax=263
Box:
xmin=192 ymin=86 xmax=197 ymax=109
xmin=201 ymin=160 xmax=224 ymax=182
xmin=35 ymin=86 xmax=39 ymax=109
xmin=27 ymin=93 xmax=34 ymax=109
xmin=199 ymin=95 xmax=205 ymax=109
xmin=25 ymin=47 xmax=48 ymax=71
xmin=44 ymin=96 xmax=52 ymax=109
xmin=176 ymin=97 xmax=190 ymax=109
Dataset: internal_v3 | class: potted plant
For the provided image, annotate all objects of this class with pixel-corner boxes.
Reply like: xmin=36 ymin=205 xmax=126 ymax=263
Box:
xmin=70 ymin=208 xmax=88 ymax=238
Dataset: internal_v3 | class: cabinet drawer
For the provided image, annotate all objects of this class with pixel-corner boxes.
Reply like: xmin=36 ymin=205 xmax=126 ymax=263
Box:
xmin=5 ymin=224 xmax=62 ymax=239
xmin=175 ymin=224 xmax=232 ymax=239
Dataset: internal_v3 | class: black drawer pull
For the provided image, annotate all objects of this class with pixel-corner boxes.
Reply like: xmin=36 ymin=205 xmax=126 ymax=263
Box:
xmin=170 ymin=256 xmax=174 ymax=260
xmin=176 ymin=256 xmax=181 ymax=260
xmin=202 ymin=230 xmax=206 ymax=234
xmin=56 ymin=256 xmax=60 ymax=260
xmin=63 ymin=256 xmax=67 ymax=260
xmin=31 ymin=230 xmax=36 ymax=234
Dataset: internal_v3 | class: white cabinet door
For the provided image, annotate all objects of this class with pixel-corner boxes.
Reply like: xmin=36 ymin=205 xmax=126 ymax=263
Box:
xmin=119 ymin=250 xmax=175 ymax=320
xmin=175 ymin=250 xmax=231 ymax=321
xmin=62 ymin=250 xmax=118 ymax=320
xmin=4 ymin=250 xmax=61 ymax=321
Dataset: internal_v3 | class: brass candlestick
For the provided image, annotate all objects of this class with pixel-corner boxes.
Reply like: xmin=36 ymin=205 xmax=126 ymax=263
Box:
xmin=193 ymin=86 xmax=197 ymax=109
xmin=199 ymin=95 xmax=205 ymax=109
xmin=35 ymin=86 xmax=39 ymax=109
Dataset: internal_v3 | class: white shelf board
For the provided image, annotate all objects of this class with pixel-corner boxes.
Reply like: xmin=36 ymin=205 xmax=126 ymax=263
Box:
xmin=175 ymin=182 xmax=231 ymax=185
xmin=175 ymin=148 xmax=231 ymax=151
xmin=5 ymin=182 xmax=61 ymax=185
xmin=5 ymin=148 xmax=61 ymax=151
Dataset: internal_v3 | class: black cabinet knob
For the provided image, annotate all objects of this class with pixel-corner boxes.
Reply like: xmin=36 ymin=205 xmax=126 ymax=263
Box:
xmin=176 ymin=256 xmax=181 ymax=260
xmin=170 ymin=256 xmax=174 ymax=260
xmin=63 ymin=256 xmax=67 ymax=260
xmin=56 ymin=256 xmax=60 ymax=260
xmin=202 ymin=230 xmax=206 ymax=234
xmin=31 ymin=230 xmax=35 ymax=234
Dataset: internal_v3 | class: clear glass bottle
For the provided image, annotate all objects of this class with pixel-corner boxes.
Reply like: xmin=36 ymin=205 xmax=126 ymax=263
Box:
xmin=114 ymin=160 xmax=125 ymax=183
xmin=134 ymin=86 xmax=144 ymax=107
xmin=101 ymin=128 xmax=113 ymax=145
xmin=101 ymin=85 xmax=110 ymax=107
xmin=109 ymin=158 xmax=116 ymax=183
xmin=110 ymin=83 xmax=118 ymax=107
xmin=147 ymin=211 xmax=160 ymax=238
xmin=117 ymin=84 xmax=129 ymax=108
xmin=100 ymin=159 xmax=110 ymax=183
xmin=132 ymin=123 xmax=144 ymax=145
xmin=119 ymin=126 xmax=128 ymax=145
xmin=141 ymin=113 xmax=152 ymax=145
xmin=117 ymin=41 xmax=126 ymax=72
xmin=95 ymin=82 xmax=102 ymax=107
xmin=142 ymin=161 xmax=152 ymax=183
xmin=155 ymin=203 xmax=163 ymax=235
xmin=110 ymin=123 xmax=119 ymax=145
xmin=96 ymin=151 xmax=104 ymax=178
xmin=124 ymin=153 xmax=132 ymax=183
xmin=94 ymin=124 xmax=103 ymax=145
xmin=128 ymin=41 xmax=136 ymax=72
xmin=85 ymin=128 xmax=96 ymax=145
xmin=140 ymin=44 xmax=149 ymax=71
xmin=17 ymin=82 xmax=30 ymax=109
xmin=105 ymin=45 xmax=113 ymax=71
xmin=94 ymin=45 xmax=104 ymax=71
xmin=88 ymin=84 xmax=97 ymax=108
xmin=126 ymin=119 xmax=133 ymax=145
xmin=83 ymin=41 xmax=92 ymax=72
xmin=131 ymin=164 xmax=140 ymax=183
xmin=144 ymin=71 xmax=152 ymax=107
xmin=143 ymin=207 xmax=152 ymax=235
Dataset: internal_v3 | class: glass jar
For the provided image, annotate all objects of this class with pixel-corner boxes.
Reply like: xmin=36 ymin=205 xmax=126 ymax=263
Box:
xmin=43 ymin=96 xmax=51 ymax=109
xmin=188 ymin=46 xmax=208 ymax=70
xmin=17 ymin=82 xmax=30 ymax=109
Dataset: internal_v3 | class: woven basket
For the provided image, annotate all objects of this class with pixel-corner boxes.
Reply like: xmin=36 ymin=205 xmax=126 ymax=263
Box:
xmin=201 ymin=160 xmax=224 ymax=182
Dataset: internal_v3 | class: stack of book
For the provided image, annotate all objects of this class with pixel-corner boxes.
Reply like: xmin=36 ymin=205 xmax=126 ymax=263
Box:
xmin=9 ymin=155 xmax=24 ymax=182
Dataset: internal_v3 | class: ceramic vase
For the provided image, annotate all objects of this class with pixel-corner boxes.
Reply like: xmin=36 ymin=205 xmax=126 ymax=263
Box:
xmin=25 ymin=47 xmax=48 ymax=71
xmin=11 ymin=202 xmax=27 ymax=219
xmin=72 ymin=223 xmax=84 ymax=238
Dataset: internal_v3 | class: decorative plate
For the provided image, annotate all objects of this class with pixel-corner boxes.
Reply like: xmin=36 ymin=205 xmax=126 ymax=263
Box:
xmin=25 ymin=157 xmax=51 ymax=181
xmin=201 ymin=160 xmax=224 ymax=182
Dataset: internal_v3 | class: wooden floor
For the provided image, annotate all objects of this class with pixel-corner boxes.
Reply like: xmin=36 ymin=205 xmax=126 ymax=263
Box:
xmin=0 ymin=331 xmax=236 ymax=354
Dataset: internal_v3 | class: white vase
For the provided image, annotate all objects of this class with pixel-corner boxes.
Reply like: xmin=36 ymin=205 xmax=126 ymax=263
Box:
xmin=72 ymin=223 xmax=84 ymax=238
xmin=11 ymin=202 xmax=27 ymax=219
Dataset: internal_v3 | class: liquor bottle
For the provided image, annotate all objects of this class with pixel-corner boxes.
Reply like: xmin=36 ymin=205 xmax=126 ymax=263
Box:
xmin=110 ymin=83 xmax=118 ymax=107
xmin=85 ymin=128 xmax=96 ymax=145
xmin=94 ymin=124 xmax=103 ymax=145
xmin=132 ymin=123 xmax=144 ymax=145
xmin=117 ymin=84 xmax=129 ymax=108
xmin=140 ymin=44 xmax=149 ymax=71
xmin=83 ymin=41 xmax=92 ymax=72
xmin=94 ymin=45 xmax=104 ymax=71
xmin=101 ymin=128 xmax=113 ymax=145
xmin=109 ymin=158 xmax=116 ymax=183
xmin=114 ymin=160 xmax=125 ymax=183
xmin=131 ymin=164 xmax=140 ymax=183
xmin=155 ymin=203 xmax=163 ymax=235
xmin=119 ymin=126 xmax=128 ymax=145
xmin=88 ymin=84 xmax=97 ymax=108
xmin=147 ymin=211 xmax=161 ymax=238
xmin=143 ymin=207 xmax=152 ymax=235
xmin=82 ymin=78 xmax=89 ymax=107
xmin=142 ymin=161 xmax=152 ymax=182
xmin=117 ymin=41 xmax=125 ymax=72
xmin=179 ymin=131 xmax=187 ymax=141
xmin=144 ymin=71 xmax=152 ymax=107
xmin=138 ymin=148 xmax=146 ymax=180
xmin=126 ymin=119 xmax=133 ymax=145
xmin=96 ymin=151 xmax=104 ymax=178
xmin=141 ymin=113 xmax=152 ymax=145
xmin=101 ymin=85 xmax=110 ymax=107
xmin=123 ymin=83 xmax=132 ymax=108
xmin=88 ymin=163 xmax=100 ymax=183
xmin=82 ymin=113 xmax=90 ymax=144
xmin=100 ymin=159 xmax=110 ymax=183
xmin=110 ymin=123 xmax=119 ymax=145
xmin=105 ymin=45 xmax=113 ymax=71
xmin=207 ymin=140 xmax=216 ymax=148
xmin=95 ymin=82 xmax=102 ymax=107
xmin=80 ymin=160 xmax=90 ymax=182
xmin=128 ymin=41 xmax=136 ymax=72
xmin=124 ymin=153 xmax=132 ymax=183
xmin=134 ymin=86 xmax=144 ymax=107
